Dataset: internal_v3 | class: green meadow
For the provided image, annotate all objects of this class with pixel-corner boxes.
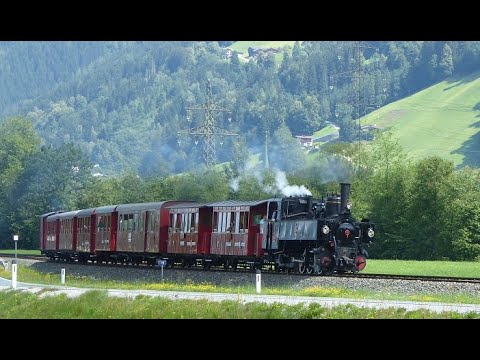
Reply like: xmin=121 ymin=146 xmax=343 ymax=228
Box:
xmin=360 ymin=71 xmax=480 ymax=168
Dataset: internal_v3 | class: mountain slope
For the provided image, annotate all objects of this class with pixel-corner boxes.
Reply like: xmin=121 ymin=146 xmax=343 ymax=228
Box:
xmin=360 ymin=71 xmax=480 ymax=168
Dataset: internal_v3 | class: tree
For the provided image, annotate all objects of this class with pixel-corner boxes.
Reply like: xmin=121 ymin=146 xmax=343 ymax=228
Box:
xmin=270 ymin=124 xmax=306 ymax=173
xmin=0 ymin=117 xmax=40 ymax=248
xmin=10 ymin=143 xmax=92 ymax=249
xmin=353 ymin=133 xmax=412 ymax=258
xmin=439 ymin=43 xmax=454 ymax=77
xmin=439 ymin=167 xmax=480 ymax=260
xmin=405 ymin=156 xmax=455 ymax=259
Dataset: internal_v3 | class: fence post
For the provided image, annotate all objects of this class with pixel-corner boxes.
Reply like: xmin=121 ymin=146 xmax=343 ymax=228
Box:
xmin=11 ymin=264 xmax=17 ymax=289
xmin=256 ymin=269 xmax=261 ymax=294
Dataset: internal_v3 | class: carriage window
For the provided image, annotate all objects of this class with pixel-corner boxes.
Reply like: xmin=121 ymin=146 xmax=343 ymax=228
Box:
xmin=169 ymin=213 xmax=174 ymax=231
xmin=213 ymin=211 xmax=219 ymax=232
xmin=134 ymin=213 xmax=139 ymax=231
xmin=239 ymin=211 xmax=248 ymax=233
xmin=98 ymin=216 xmax=105 ymax=232
xmin=181 ymin=213 xmax=186 ymax=233
xmin=175 ymin=213 xmax=180 ymax=231
xmin=120 ymin=214 xmax=129 ymax=232
xmin=227 ymin=211 xmax=236 ymax=233
xmin=218 ymin=212 xmax=227 ymax=232
xmin=150 ymin=212 xmax=154 ymax=231
xmin=190 ymin=212 xmax=197 ymax=232
xmin=153 ymin=211 xmax=159 ymax=231
xmin=139 ymin=213 xmax=144 ymax=232
xmin=128 ymin=214 xmax=134 ymax=231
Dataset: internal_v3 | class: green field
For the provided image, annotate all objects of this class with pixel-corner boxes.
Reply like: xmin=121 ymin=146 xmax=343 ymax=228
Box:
xmin=0 ymin=249 xmax=40 ymax=255
xmin=360 ymin=71 xmax=480 ymax=168
xmin=364 ymin=259 xmax=480 ymax=278
xmin=312 ymin=123 xmax=339 ymax=145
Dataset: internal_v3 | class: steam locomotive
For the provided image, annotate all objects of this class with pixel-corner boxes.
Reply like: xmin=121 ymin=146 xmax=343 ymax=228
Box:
xmin=40 ymin=183 xmax=374 ymax=275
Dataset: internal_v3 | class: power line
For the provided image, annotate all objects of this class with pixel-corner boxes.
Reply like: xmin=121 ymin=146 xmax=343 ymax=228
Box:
xmin=178 ymin=79 xmax=237 ymax=167
xmin=330 ymin=41 xmax=381 ymax=172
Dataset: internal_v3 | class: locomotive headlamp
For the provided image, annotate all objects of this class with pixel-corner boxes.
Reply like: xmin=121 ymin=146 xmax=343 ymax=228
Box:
xmin=367 ymin=228 xmax=375 ymax=238
xmin=346 ymin=202 xmax=352 ymax=210
xmin=322 ymin=225 xmax=330 ymax=234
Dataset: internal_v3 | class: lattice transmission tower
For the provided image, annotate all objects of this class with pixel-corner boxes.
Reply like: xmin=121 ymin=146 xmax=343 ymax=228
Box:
xmin=178 ymin=79 xmax=238 ymax=167
xmin=329 ymin=41 xmax=385 ymax=169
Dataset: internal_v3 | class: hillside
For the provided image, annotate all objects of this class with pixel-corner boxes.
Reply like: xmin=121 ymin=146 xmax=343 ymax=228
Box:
xmin=360 ymin=71 xmax=480 ymax=168
xmin=1 ymin=41 xmax=480 ymax=176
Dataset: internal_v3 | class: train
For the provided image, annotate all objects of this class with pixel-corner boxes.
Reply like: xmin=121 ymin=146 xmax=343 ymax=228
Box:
xmin=40 ymin=182 xmax=374 ymax=275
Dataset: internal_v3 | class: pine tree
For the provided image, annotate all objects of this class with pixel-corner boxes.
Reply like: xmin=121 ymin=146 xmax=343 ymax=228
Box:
xmin=439 ymin=43 xmax=454 ymax=77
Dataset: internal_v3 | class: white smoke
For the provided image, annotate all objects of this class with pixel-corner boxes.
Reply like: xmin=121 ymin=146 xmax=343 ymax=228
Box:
xmin=229 ymin=177 xmax=239 ymax=192
xmin=229 ymin=166 xmax=312 ymax=197
xmin=280 ymin=184 xmax=312 ymax=197
xmin=274 ymin=169 xmax=312 ymax=196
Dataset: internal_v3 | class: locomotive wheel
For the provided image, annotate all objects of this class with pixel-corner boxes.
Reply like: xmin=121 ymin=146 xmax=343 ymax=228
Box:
xmin=355 ymin=255 xmax=367 ymax=271
xmin=306 ymin=266 xmax=314 ymax=275
xmin=319 ymin=255 xmax=334 ymax=275
xmin=299 ymin=262 xmax=307 ymax=274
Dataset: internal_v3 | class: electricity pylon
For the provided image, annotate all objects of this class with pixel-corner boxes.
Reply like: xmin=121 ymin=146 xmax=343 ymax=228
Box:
xmin=329 ymin=41 xmax=383 ymax=172
xmin=178 ymin=79 xmax=237 ymax=167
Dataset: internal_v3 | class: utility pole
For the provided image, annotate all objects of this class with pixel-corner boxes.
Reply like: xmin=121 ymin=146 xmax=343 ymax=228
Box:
xmin=178 ymin=79 xmax=237 ymax=167
xmin=329 ymin=41 xmax=381 ymax=172
xmin=264 ymin=130 xmax=269 ymax=170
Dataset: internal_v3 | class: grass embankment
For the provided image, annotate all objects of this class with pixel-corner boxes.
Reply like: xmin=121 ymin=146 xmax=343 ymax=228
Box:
xmin=0 ymin=290 xmax=476 ymax=319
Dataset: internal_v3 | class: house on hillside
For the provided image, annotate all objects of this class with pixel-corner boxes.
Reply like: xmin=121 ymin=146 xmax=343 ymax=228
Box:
xmin=247 ymin=47 xmax=281 ymax=59
xmin=295 ymin=135 xmax=313 ymax=148
xmin=224 ymin=48 xmax=242 ymax=60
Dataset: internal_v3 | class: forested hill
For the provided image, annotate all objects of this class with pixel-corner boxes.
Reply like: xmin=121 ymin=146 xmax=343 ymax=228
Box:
xmin=1 ymin=41 xmax=480 ymax=176
xmin=0 ymin=42 xmax=121 ymax=114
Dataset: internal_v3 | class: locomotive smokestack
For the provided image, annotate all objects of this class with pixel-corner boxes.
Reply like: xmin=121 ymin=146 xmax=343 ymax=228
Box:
xmin=340 ymin=182 xmax=350 ymax=214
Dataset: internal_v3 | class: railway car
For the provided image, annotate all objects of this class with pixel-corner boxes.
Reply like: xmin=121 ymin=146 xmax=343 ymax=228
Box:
xmin=39 ymin=182 xmax=374 ymax=275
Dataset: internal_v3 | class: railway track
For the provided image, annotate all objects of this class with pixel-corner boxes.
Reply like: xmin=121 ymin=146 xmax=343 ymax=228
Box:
xmin=2 ymin=253 xmax=480 ymax=285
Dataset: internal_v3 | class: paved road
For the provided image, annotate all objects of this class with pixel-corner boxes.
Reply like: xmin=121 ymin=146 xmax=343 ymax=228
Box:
xmin=1 ymin=276 xmax=480 ymax=315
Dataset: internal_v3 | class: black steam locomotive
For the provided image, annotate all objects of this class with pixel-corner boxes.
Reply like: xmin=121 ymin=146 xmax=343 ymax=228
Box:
xmin=263 ymin=183 xmax=374 ymax=274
